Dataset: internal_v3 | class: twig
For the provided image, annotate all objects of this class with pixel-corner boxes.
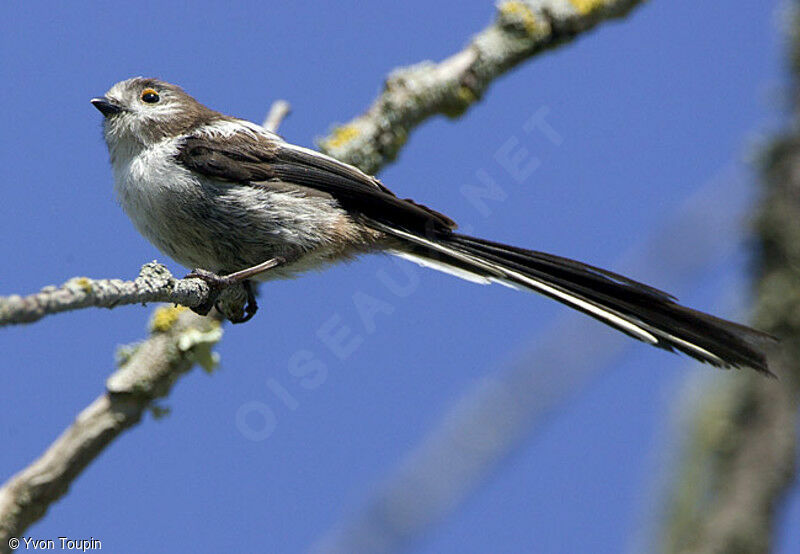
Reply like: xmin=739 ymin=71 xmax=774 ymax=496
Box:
xmin=263 ymin=99 xmax=291 ymax=132
xmin=0 ymin=262 xmax=210 ymax=327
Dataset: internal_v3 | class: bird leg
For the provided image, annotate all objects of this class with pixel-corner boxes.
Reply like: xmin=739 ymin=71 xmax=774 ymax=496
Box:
xmin=184 ymin=257 xmax=284 ymax=323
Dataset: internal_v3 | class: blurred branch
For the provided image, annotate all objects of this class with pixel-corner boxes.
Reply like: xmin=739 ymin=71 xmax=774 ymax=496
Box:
xmin=318 ymin=0 xmax=647 ymax=174
xmin=661 ymin=372 xmax=797 ymax=554
xmin=661 ymin=9 xmax=800 ymax=553
xmin=263 ymin=99 xmax=291 ymax=131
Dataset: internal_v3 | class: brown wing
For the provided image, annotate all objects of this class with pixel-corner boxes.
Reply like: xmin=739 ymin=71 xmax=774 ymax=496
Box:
xmin=175 ymin=128 xmax=457 ymax=234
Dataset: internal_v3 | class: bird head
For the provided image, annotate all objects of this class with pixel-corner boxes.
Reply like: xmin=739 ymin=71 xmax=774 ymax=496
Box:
xmin=92 ymin=77 xmax=220 ymax=150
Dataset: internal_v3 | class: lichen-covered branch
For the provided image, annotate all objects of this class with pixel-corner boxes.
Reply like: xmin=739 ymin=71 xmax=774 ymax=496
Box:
xmin=662 ymin=370 xmax=797 ymax=554
xmin=0 ymin=307 xmax=222 ymax=547
xmin=318 ymin=0 xmax=646 ymax=174
xmin=661 ymin=8 xmax=800 ymax=553
xmin=0 ymin=262 xmax=212 ymax=327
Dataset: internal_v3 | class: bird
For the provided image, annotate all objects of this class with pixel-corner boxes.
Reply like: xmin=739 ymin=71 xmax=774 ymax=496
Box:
xmin=91 ymin=77 xmax=776 ymax=374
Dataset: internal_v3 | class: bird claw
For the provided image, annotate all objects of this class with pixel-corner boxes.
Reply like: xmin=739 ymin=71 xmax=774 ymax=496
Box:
xmin=231 ymin=282 xmax=258 ymax=323
xmin=184 ymin=269 xmax=257 ymax=323
xmin=185 ymin=268 xmax=236 ymax=289
xmin=183 ymin=258 xmax=283 ymax=323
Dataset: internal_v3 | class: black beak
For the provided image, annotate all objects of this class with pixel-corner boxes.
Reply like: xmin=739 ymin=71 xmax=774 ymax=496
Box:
xmin=91 ymin=97 xmax=123 ymax=116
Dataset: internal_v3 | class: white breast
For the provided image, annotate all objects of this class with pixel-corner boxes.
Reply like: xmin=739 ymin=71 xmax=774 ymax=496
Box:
xmin=113 ymin=136 xmax=184 ymax=213
xmin=110 ymin=136 xmax=203 ymax=265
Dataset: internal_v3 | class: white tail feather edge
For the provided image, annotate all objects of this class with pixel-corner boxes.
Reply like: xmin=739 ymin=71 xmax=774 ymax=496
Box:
xmin=384 ymin=224 xmax=727 ymax=365
xmin=389 ymin=250 xmax=491 ymax=284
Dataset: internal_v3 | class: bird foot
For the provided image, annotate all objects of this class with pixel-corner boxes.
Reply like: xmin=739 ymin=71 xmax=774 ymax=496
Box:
xmin=185 ymin=258 xmax=283 ymax=323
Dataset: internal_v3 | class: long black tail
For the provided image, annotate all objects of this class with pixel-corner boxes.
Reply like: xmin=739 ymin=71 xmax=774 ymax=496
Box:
xmin=377 ymin=224 xmax=775 ymax=374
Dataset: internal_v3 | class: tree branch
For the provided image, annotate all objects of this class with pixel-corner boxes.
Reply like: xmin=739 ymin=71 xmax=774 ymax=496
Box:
xmin=662 ymin=370 xmax=797 ymax=554
xmin=0 ymin=307 xmax=222 ymax=546
xmin=317 ymin=0 xmax=646 ymax=174
xmin=0 ymin=2 xmax=648 ymax=544
xmin=0 ymin=262 xmax=210 ymax=327
xmin=661 ymin=7 xmax=800 ymax=552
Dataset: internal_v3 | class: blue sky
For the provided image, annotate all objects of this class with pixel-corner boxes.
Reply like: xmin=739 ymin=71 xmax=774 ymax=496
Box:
xmin=2 ymin=1 xmax=798 ymax=553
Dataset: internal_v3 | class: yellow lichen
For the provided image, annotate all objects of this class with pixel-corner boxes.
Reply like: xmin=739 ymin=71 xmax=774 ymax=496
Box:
xmin=324 ymin=125 xmax=360 ymax=149
xmin=568 ymin=0 xmax=609 ymax=15
xmin=71 ymin=277 xmax=93 ymax=293
xmin=444 ymin=86 xmax=479 ymax=118
xmin=457 ymin=86 xmax=477 ymax=106
xmin=498 ymin=1 xmax=546 ymax=36
xmin=149 ymin=305 xmax=187 ymax=333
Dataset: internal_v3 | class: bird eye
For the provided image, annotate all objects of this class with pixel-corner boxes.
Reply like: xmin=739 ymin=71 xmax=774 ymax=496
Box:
xmin=140 ymin=88 xmax=160 ymax=103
